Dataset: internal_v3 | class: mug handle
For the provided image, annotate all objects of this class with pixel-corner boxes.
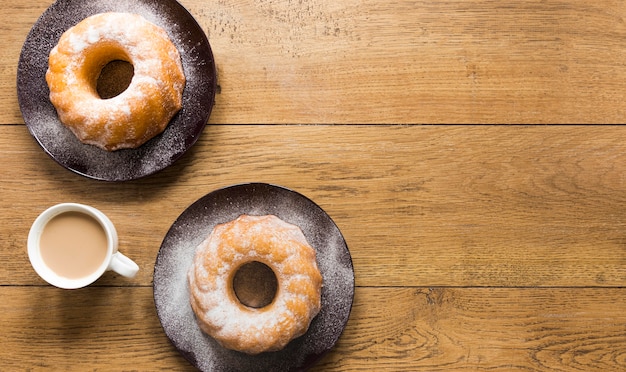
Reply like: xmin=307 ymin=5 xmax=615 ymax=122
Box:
xmin=109 ymin=252 xmax=139 ymax=278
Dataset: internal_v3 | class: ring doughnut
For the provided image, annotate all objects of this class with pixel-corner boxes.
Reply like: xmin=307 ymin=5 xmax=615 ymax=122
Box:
xmin=188 ymin=214 xmax=323 ymax=355
xmin=45 ymin=12 xmax=185 ymax=151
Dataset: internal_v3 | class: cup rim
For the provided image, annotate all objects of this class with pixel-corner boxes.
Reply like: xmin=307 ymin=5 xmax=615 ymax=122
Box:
xmin=27 ymin=203 xmax=116 ymax=289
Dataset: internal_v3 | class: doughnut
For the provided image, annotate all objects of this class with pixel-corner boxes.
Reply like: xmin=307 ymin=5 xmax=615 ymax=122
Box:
xmin=187 ymin=214 xmax=323 ymax=355
xmin=45 ymin=12 xmax=185 ymax=151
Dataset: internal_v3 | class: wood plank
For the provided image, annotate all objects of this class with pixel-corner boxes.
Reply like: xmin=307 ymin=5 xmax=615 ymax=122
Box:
xmin=2 ymin=1 xmax=626 ymax=124
xmin=1 ymin=125 xmax=625 ymax=287
xmin=1 ymin=287 xmax=624 ymax=370
xmin=0 ymin=286 xmax=195 ymax=371
xmin=314 ymin=287 xmax=626 ymax=371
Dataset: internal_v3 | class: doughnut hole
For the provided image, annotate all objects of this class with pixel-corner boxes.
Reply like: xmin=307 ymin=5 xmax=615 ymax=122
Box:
xmin=80 ymin=42 xmax=134 ymax=99
xmin=97 ymin=60 xmax=134 ymax=99
xmin=232 ymin=261 xmax=278 ymax=309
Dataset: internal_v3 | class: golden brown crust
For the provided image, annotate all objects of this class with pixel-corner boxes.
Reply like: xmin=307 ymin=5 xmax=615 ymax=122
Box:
xmin=188 ymin=215 xmax=323 ymax=354
xmin=46 ymin=12 xmax=185 ymax=151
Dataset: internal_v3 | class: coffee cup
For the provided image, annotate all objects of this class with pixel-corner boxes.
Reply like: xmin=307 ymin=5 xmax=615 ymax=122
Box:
xmin=27 ymin=203 xmax=139 ymax=289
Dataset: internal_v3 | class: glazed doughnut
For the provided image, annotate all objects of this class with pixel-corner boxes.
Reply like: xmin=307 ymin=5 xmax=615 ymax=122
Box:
xmin=45 ymin=12 xmax=185 ymax=151
xmin=188 ymin=214 xmax=323 ymax=355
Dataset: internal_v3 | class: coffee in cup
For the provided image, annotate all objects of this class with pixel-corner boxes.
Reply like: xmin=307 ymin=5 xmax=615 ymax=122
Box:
xmin=28 ymin=203 xmax=139 ymax=289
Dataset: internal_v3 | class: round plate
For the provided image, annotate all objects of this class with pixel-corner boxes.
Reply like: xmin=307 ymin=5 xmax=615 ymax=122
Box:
xmin=17 ymin=0 xmax=216 ymax=181
xmin=153 ymin=183 xmax=355 ymax=372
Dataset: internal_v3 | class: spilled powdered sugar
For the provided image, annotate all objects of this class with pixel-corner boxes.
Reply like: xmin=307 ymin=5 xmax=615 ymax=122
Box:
xmin=17 ymin=0 xmax=216 ymax=181
xmin=153 ymin=184 xmax=355 ymax=371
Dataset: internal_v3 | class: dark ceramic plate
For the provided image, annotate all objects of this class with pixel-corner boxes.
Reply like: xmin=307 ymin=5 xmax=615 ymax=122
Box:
xmin=153 ymin=183 xmax=355 ymax=372
xmin=17 ymin=0 xmax=216 ymax=181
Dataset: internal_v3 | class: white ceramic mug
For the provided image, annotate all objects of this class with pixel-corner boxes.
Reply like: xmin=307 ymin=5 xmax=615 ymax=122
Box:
xmin=27 ymin=203 xmax=139 ymax=289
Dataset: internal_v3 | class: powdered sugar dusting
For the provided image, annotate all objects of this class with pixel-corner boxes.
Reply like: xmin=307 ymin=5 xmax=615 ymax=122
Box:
xmin=188 ymin=215 xmax=322 ymax=355
xmin=17 ymin=0 xmax=216 ymax=181
xmin=154 ymin=184 xmax=355 ymax=371
xmin=49 ymin=12 xmax=185 ymax=151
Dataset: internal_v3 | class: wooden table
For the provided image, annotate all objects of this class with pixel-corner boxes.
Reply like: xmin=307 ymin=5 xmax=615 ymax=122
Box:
xmin=2 ymin=0 xmax=625 ymax=370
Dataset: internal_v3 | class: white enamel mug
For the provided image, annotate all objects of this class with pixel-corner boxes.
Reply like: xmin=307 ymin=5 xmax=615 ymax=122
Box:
xmin=27 ymin=203 xmax=139 ymax=289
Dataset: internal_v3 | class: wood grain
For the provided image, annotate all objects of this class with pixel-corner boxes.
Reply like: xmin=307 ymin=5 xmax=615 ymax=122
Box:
xmin=1 ymin=287 xmax=623 ymax=371
xmin=1 ymin=125 xmax=625 ymax=288
xmin=315 ymin=287 xmax=626 ymax=371
xmin=2 ymin=1 xmax=625 ymax=370
xmin=2 ymin=0 xmax=626 ymax=124
xmin=0 ymin=287 xmax=194 ymax=371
